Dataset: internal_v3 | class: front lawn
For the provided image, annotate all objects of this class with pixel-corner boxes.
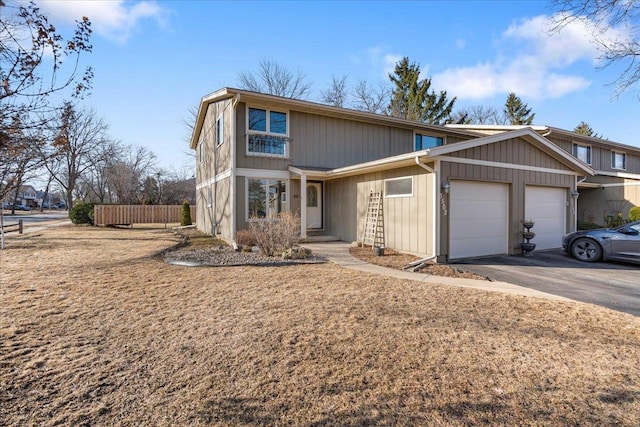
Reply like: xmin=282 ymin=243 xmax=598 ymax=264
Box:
xmin=1 ymin=226 xmax=639 ymax=425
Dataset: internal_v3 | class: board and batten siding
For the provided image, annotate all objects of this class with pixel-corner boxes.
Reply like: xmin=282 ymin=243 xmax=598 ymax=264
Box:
xmin=235 ymin=103 xmax=417 ymax=170
xmin=326 ymin=166 xmax=435 ymax=258
xmin=196 ymin=177 xmax=232 ymax=241
xmin=548 ymin=135 xmax=640 ymax=174
xmin=577 ymin=175 xmax=640 ymax=224
xmin=197 ymin=99 xmax=233 ymax=185
xmin=439 ymin=163 xmax=574 ymax=258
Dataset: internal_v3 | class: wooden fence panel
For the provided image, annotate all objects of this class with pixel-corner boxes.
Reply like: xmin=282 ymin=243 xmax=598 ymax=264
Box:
xmin=93 ymin=205 xmax=196 ymax=226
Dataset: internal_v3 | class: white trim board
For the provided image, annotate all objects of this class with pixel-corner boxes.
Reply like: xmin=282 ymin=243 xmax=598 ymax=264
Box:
xmin=236 ymin=168 xmax=291 ymax=179
xmin=434 ymin=156 xmax=581 ymax=176
xmin=594 ymin=170 xmax=640 ymax=180
xmin=196 ymin=169 xmax=232 ymax=190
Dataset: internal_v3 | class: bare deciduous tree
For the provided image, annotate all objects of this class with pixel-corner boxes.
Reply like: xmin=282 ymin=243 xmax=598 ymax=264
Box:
xmin=452 ymin=105 xmax=506 ymax=125
xmin=238 ymin=59 xmax=311 ymax=99
xmin=552 ymin=0 xmax=640 ymax=95
xmin=105 ymin=146 xmax=157 ymax=204
xmin=50 ymin=104 xmax=110 ymax=209
xmin=351 ymin=80 xmax=390 ymax=114
xmin=321 ymin=75 xmax=348 ymax=107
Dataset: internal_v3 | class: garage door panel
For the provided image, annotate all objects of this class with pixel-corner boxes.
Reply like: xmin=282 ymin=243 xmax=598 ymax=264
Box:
xmin=450 ymin=181 xmax=509 ymax=259
xmin=525 ymin=186 xmax=566 ymax=250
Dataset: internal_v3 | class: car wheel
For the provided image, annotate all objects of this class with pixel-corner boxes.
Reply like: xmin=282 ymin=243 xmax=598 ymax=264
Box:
xmin=570 ymin=238 xmax=602 ymax=262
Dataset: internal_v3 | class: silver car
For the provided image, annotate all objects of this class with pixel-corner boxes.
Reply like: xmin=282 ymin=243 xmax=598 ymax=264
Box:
xmin=562 ymin=220 xmax=640 ymax=263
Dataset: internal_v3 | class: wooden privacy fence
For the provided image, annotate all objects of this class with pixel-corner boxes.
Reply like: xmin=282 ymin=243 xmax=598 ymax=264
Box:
xmin=93 ymin=205 xmax=196 ymax=226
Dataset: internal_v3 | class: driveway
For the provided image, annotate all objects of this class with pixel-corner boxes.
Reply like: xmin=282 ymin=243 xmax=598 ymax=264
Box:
xmin=453 ymin=250 xmax=640 ymax=317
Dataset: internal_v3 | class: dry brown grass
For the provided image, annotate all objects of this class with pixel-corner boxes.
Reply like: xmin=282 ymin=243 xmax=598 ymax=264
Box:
xmin=1 ymin=225 xmax=640 ymax=426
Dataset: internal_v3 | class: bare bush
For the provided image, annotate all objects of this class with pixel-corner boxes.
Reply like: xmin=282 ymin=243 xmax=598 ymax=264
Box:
xmin=235 ymin=229 xmax=257 ymax=247
xmin=247 ymin=212 xmax=301 ymax=256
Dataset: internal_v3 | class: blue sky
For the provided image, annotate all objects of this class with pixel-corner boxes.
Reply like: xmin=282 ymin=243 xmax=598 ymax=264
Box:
xmin=32 ymin=0 xmax=640 ymax=171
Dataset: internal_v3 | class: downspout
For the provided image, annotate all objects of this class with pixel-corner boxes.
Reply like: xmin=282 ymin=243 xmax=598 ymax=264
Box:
xmin=230 ymin=94 xmax=240 ymax=246
xmin=415 ymin=155 xmax=438 ymax=261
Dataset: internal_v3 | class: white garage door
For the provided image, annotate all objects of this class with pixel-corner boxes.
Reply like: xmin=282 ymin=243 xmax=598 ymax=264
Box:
xmin=450 ymin=181 xmax=509 ymax=259
xmin=525 ymin=186 xmax=566 ymax=250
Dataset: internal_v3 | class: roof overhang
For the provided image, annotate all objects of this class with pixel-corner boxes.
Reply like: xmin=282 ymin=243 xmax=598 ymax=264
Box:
xmin=189 ymin=87 xmax=482 ymax=149
xmin=289 ymin=150 xmax=431 ymax=180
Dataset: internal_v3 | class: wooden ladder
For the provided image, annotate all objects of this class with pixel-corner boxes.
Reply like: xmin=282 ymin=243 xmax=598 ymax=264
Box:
xmin=361 ymin=191 xmax=384 ymax=250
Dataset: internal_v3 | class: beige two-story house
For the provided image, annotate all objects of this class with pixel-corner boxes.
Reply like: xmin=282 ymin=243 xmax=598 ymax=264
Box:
xmin=190 ymin=88 xmax=600 ymax=261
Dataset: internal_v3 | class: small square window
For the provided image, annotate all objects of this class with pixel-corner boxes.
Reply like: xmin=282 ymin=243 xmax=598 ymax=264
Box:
xmin=612 ymin=151 xmax=626 ymax=170
xmin=572 ymin=143 xmax=591 ymax=165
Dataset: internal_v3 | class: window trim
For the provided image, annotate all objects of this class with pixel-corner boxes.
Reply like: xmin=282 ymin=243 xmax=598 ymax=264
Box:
xmin=245 ymin=177 xmax=289 ymax=221
xmin=414 ymin=131 xmax=445 ymax=151
xmin=246 ymin=105 xmax=290 ymax=158
xmin=572 ymin=142 xmax=592 ymax=165
xmin=612 ymin=150 xmax=626 ymax=170
xmin=216 ymin=112 xmax=224 ymax=146
xmin=384 ymin=176 xmax=414 ymax=198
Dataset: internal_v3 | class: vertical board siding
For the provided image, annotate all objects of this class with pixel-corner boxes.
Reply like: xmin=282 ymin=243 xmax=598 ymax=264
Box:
xmin=94 ymin=205 xmax=196 ymax=226
xmin=325 ymin=166 xmax=434 ymax=257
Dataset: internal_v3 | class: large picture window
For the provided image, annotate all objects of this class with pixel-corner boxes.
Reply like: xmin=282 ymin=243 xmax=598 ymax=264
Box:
xmin=572 ymin=143 xmax=591 ymax=165
xmin=247 ymin=107 xmax=289 ymax=157
xmin=247 ymin=178 xmax=287 ymax=219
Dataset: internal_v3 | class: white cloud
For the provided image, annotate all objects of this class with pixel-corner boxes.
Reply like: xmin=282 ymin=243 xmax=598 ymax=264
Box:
xmin=455 ymin=38 xmax=466 ymax=49
xmin=35 ymin=1 xmax=169 ymax=44
xmin=356 ymin=46 xmax=403 ymax=79
xmin=432 ymin=14 xmax=620 ymax=100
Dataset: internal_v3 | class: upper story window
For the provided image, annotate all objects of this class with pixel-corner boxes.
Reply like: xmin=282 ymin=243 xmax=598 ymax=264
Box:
xmin=415 ymin=133 xmax=443 ymax=151
xmin=572 ymin=143 xmax=591 ymax=165
xmin=216 ymin=112 xmax=224 ymax=146
xmin=247 ymin=107 xmax=289 ymax=157
xmin=198 ymin=141 xmax=204 ymax=163
xmin=612 ymin=151 xmax=626 ymax=170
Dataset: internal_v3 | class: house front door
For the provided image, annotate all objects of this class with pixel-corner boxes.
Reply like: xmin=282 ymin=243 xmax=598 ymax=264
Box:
xmin=306 ymin=182 xmax=323 ymax=229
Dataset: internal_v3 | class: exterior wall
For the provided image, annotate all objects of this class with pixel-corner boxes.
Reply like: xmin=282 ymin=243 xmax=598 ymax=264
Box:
xmin=196 ymin=99 xmax=233 ymax=183
xmin=234 ymin=102 xmax=472 ymax=171
xmin=547 ymin=135 xmax=640 ymax=174
xmin=448 ymin=137 xmax=572 ymax=171
xmin=438 ymin=136 xmax=578 ymax=260
xmin=578 ymin=176 xmax=640 ymax=225
xmin=196 ymin=177 xmax=232 ymax=241
xmin=325 ymin=166 xmax=434 ymax=258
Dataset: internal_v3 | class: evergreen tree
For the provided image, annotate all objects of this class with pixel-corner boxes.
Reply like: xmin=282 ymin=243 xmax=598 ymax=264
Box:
xmin=574 ymin=121 xmax=602 ymax=138
xmin=388 ymin=57 xmax=455 ymax=125
xmin=503 ymin=93 xmax=535 ymax=125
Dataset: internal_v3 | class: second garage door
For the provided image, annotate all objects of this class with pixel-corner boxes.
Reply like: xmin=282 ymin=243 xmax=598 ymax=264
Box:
xmin=450 ymin=181 xmax=509 ymax=259
xmin=525 ymin=186 xmax=566 ymax=250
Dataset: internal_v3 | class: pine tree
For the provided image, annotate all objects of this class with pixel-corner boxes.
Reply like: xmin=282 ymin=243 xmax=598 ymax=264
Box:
xmin=574 ymin=121 xmax=602 ymax=138
xmin=388 ymin=57 xmax=455 ymax=125
xmin=503 ymin=93 xmax=535 ymax=125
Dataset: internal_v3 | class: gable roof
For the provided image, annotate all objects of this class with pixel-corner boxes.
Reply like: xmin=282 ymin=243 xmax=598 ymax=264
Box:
xmin=289 ymin=128 xmax=593 ymax=180
xmin=189 ymin=87 xmax=481 ymax=149
xmin=429 ymin=127 xmax=594 ymax=176
xmin=445 ymin=124 xmax=640 ymax=155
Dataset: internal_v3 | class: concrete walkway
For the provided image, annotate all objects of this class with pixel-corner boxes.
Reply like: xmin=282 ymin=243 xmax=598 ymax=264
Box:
xmin=302 ymin=242 xmax=573 ymax=302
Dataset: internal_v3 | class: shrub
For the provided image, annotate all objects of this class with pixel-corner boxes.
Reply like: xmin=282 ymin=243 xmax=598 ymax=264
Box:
xmin=629 ymin=206 xmax=640 ymax=222
xmin=181 ymin=200 xmax=192 ymax=226
xmin=235 ymin=229 xmax=257 ymax=247
xmin=69 ymin=203 xmax=94 ymax=225
xmin=604 ymin=213 xmax=626 ymax=228
xmin=577 ymin=220 xmax=602 ymax=230
xmin=248 ymin=211 xmax=301 ymax=257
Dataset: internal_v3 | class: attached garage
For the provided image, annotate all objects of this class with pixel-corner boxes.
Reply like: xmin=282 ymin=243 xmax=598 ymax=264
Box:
xmin=449 ymin=181 xmax=509 ymax=259
xmin=525 ymin=186 xmax=566 ymax=250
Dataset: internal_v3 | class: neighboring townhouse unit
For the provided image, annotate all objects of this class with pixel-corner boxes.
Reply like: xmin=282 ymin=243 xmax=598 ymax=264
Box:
xmin=190 ymin=88 xmax=595 ymax=262
xmin=446 ymin=125 xmax=640 ymax=226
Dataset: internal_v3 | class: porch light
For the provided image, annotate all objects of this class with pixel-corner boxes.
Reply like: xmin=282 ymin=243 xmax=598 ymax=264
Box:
xmin=441 ymin=182 xmax=451 ymax=194
xmin=571 ymin=191 xmax=580 ymax=200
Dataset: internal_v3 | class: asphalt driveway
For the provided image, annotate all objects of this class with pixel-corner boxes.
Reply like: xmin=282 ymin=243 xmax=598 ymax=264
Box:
xmin=453 ymin=250 xmax=640 ymax=317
